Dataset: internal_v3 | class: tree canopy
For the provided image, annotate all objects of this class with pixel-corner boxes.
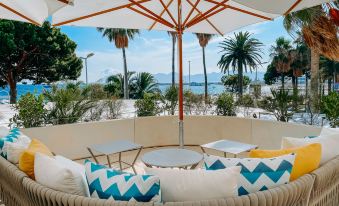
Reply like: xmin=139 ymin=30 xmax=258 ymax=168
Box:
xmin=0 ymin=20 xmax=82 ymax=103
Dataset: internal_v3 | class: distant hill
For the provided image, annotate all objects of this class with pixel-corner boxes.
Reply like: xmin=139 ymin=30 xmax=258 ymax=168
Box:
xmin=96 ymin=71 xmax=265 ymax=84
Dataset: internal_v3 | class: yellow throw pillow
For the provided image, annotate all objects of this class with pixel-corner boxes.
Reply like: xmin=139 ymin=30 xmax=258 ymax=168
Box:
xmin=19 ymin=139 xmax=53 ymax=179
xmin=249 ymin=143 xmax=321 ymax=181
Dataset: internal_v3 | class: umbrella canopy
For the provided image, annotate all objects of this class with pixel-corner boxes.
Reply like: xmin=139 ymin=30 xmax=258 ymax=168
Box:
xmin=0 ymin=0 xmax=71 ymax=25
xmin=51 ymin=0 xmax=330 ymax=147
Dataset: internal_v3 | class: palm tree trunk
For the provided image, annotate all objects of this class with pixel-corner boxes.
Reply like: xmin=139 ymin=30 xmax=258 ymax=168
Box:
xmin=171 ymin=35 xmax=175 ymax=87
xmin=202 ymin=46 xmax=208 ymax=102
xmin=122 ymin=47 xmax=129 ymax=99
xmin=310 ymin=49 xmax=320 ymax=102
xmin=238 ymin=62 xmax=243 ymax=97
xmin=328 ymin=78 xmax=332 ymax=94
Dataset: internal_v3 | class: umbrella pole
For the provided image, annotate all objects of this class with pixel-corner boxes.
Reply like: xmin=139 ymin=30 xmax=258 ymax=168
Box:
xmin=177 ymin=30 xmax=184 ymax=148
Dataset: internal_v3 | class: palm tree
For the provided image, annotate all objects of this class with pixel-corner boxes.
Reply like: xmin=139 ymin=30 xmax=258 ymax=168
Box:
xmin=283 ymin=7 xmax=323 ymax=100
xmin=218 ymin=32 xmax=263 ymax=97
xmin=195 ymin=33 xmax=215 ymax=102
xmin=168 ymin=31 xmax=177 ymax=86
xmin=270 ymin=37 xmax=293 ymax=90
xmin=105 ymin=71 xmax=135 ymax=98
xmin=320 ymin=57 xmax=339 ymax=93
xmin=97 ymin=28 xmax=139 ymax=99
xmin=131 ymin=72 xmax=159 ymax=99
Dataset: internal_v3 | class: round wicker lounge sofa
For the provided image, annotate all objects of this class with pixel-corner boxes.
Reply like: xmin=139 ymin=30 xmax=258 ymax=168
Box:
xmin=1 ymin=116 xmax=339 ymax=206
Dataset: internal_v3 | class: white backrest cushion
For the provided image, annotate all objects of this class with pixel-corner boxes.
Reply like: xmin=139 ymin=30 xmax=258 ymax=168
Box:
xmin=320 ymin=128 xmax=339 ymax=136
xmin=34 ymin=153 xmax=90 ymax=197
xmin=144 ymin=166 xmax=241 ymax=202
xmin=282 ymin=133 xmax=339 ymax=165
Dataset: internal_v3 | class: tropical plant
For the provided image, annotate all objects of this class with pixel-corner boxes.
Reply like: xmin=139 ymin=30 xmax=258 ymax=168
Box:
xmin=264 ymin=63 xmax=280 ymax=85
xmin=0 ymin=20 xmax=82 ymax=103
xmin=134 ymin=93 xmax=161 ymax=117
xmin=218 ymin=32 xmax=263 ymax=97
xmin=104 ymin=72 xmax=135 ymax=98
xmin=168 ymin=32 xmax=177 ymax=86
xmin=130 ymin=72 xmax=159 ymax=99
xmin=322 ymin=92 xmax=339 ymax=128
xmin=162 ymin=86 xmax=178 ymax=115
xmin=270 ymin=37 xmax=293 ymax=90
xmin=195 ymin=33 xmax=215 ymax=102
xmin=44 ymin=83 xmax=95 ymax=125
xmin=215 ymin=92 xmax=236 ymax=116
xmin=259 ymin=89 xmax=293 ymax=122
xmin=221 ymin=74 xmax=251 ymax=93
xmin=10 ymin=93 xmax=46 ymax=128
xmin=97 ymin=28 xmax=139 ymax=99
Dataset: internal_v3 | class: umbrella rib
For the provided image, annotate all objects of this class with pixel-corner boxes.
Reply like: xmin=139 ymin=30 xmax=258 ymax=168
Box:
xmin=149 ymin=0 xmax=174 ymax=30
xmin=128 ymin=6 xmax=174 ymax=28
xmin=0 ymin=3 xmax=40 ymax=25
xmin=182 ymin=0 xmax=202 ymax=26
xmin=184 ymin=0 xmax=223 ymax=35
xmin=57 ymin=0 xmax=70 ymax=4
xmin=204 ymin=0 xmax=272 ymax=20
xmin=129 ymin=0 xmax=175 ymax=29
xmin=159 ymin=0 xmax=178 ymax=26
xmin=185 ymin=0 xmax=229 ymax=28
xmin=284 ymin=0 xmax=303 ymax=15
xmin=53 ymin=0 xmax=151 ymax=26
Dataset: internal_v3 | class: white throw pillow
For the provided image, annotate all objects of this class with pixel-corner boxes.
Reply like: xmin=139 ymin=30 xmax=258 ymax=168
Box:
xmin=0 ymin=126 xmax=9 ymax=138
xmin=282 ymin=134 xmax=339 ymax=165
xmin=3 ymin=134 xmax=31 ymax=164
xmin=34 ymin=153 xmax=90 ymax=197
xmin=145 ymin=166 xmax=241 ymax=202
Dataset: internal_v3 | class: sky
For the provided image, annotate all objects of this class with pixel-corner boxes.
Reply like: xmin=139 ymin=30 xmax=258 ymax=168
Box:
xmin=60 ymin=17 xmax=292 ymax=83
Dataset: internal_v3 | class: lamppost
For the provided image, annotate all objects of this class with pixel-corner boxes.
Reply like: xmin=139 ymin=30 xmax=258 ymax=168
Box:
xmin=80 ymin=53 xmax=94 ymax=84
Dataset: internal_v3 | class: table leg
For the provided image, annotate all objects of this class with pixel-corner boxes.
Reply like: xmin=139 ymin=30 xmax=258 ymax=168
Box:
xmin=191 ymin=162 xmax=199 ymax=169
xmin=224 ymin=152 xmax=227 ymax=158
xmin=200 ymin=147 xmax=206 ymax=154
xmin=107 ymin=155 xmax=112 ymax=168
xmin=118 ymin=152 xmax=122 ymax=171
xmin=131 ymin=147 xmax=142 ymax=174
xmin=87 ymin=147 xmax=99 ymax=164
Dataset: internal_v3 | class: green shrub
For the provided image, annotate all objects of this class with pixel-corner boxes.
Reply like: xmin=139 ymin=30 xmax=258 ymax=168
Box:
xmin=162 ymin=86 xmax=178 ymax=115
xmin=105 ymin=97 xmax=124 ymax=119
xmin=134 ymin=93 xmax=161 ymax=117
xmin=322 ymin=92 xmax=339 ymax=128
xmin=215 ymin=92 xmax=236 ymax=116
xmin=85 ymin=83 xmax=108 ymax=100
xmin=259 ymin=89 xmax=293 ymax=122
xmin=10 ymin=93 xmax=46 ymax=128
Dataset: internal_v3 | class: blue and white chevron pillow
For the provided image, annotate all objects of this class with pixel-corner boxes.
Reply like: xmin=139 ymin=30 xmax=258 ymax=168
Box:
xmin=204 ymin=153 xmax=295 ymax=196
xmin=84 ymin=160 xmax=161 ymax=202
xmin=0 ymin=128 xmax=21 ymax=158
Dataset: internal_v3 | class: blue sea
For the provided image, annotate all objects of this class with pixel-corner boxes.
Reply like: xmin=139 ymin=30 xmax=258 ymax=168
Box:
xmin=0 ymin=83 xmax=226 ymax=101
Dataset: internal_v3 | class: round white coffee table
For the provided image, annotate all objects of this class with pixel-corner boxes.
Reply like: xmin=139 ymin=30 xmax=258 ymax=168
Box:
xmin=142 ymin=148 xmax=203 ymax=169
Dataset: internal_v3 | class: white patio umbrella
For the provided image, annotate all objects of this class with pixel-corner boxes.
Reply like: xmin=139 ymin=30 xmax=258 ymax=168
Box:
xmin=0 ymin=0 xmax=71 ymax=25
xmin=52 ymin=0 xmax=330 ymax=147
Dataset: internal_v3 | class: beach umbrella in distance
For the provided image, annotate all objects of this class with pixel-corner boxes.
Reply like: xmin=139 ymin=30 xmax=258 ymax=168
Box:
xmin=0 ymin=0 xmax=72 ymax=25
xmin=52 ymin=0 xmax=331 ymax=148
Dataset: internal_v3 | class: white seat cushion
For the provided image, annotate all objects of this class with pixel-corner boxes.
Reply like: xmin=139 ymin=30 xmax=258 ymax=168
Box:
xmin=145 ymin=166 xmax=241 ymax=202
